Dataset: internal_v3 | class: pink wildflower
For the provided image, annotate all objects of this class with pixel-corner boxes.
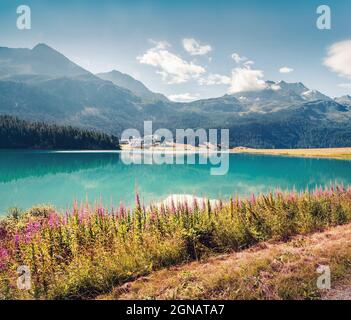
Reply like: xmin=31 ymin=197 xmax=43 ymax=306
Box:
xmin=0 ymin=248 xmax=9 ymax=270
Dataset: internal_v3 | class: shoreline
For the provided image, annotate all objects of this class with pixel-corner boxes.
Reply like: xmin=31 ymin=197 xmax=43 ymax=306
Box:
xmin=121 ymin=145 xmax=351 ymax=160
xmin=2 ymin=147 xmax=351 ymax=160
xmin=231 ymin=147 xmax=351 ymax=160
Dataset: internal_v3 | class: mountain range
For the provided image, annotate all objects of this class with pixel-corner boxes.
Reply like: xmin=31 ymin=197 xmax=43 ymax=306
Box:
xmin=0 ymin=43 xmax=351 ymax=148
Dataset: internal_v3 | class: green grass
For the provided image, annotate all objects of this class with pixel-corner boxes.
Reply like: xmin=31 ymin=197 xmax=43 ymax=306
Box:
xmin=1 ymin=186 xmax=351 ymax=300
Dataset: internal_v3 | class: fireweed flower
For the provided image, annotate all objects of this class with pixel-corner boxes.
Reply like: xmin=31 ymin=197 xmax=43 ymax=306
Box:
xmin=202 ymin=198 xmax=206 ymax=210
xmin=287 ymin=192 xmax=296 ymax=202
xmin=336 ymin=185 xmax=345 ymax=193
xmin=135 ymin=193 xmax=141 ymax=210
xmin=0 ymin=226 xmax=7 ymax=240
xmin=150 ymin=209 xmax=157 ymax=224
xmin=238 ymin=198 xmax=243 ymax=210
xmin=192 ymin=198 xmax=198 ymax=212
xmin=73 ymin=200 xmax=78 ymax=213
xmin=218 ymin=199 xmax=223 ymax=211
xmin=111 ymin=206 xmax=115 ymax=219
xmin=18 ymin=220 xmax=43 ymax=243
xmin=118 ymin=203 xmax=126 ymax=219
xmin=170 ymin=200 xmax=177 ymax=216
xmin=78 ymin=207 xmax=89 ymax=224
xmin=314 ymin=187 xmax=323 ymax=198
xmin=0 ymin=248 xmax=9 ymax=270
xmin=14 ymin=233 xmax=21 ymax=246
xmin=26 ymin=220 xmax=41 ymax=234
xmin=48 ymin=212 xmax=61 ymax=229
xmin=97 ymin=207 xmax=105 ymax=218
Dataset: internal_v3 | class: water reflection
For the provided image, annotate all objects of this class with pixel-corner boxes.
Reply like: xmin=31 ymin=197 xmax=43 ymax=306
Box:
xmin=0 ymin=151 xmax=118 ymax=183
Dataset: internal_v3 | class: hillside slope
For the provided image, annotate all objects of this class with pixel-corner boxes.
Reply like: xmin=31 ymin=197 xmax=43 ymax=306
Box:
xmin=100 ymin=223 xmax=351 ymax=300
xmin=97 ymin=70 xmax=168 ymax=102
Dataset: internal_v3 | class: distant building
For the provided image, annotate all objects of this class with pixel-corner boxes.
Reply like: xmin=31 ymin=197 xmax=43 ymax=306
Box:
xmin=120 ymin=138 xmax=130 ymax=145
xmin=143 ymin=135 xmax=162 ymax=148
xmin=123 ymin=135 xmax=163 ymax=149
xmin=129 ymin=138 xmax=144 ymax=148
xmin=203 ymin=142 xmax=218 ymax=150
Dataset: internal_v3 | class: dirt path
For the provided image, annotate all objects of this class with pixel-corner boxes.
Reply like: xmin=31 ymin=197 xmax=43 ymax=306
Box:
xmin=322 ymin=278 xmax=351 ymax=300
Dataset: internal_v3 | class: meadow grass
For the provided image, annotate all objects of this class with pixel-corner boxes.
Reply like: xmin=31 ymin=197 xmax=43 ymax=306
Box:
xmin=232 ymin=147 xmax=351 ymax=160
xmin=1 ymin=185 xmax=351 ymax=300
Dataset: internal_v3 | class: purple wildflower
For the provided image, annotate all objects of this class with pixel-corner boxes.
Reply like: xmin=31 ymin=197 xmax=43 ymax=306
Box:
xmin=48 ymin=212 xmax=61 ymax=229
xmin=0 ymin=226 xmax=7 ymax=240
xmin=192 ymin=198 xmax=198 ymax=212
xmin=0 ymin=248 xmax=9 ymax=270
xmin=118 ymin=202 xmax=126 ymax=219
xmin=97 ymin=207 xmax=105 ymax=218
xmin=135 ymin=193 xmax=141 ymax=210
xmin=14 ymin=233 xmax=21 ymax=246
xmin=26 ymin=220 xmax=41 ymax=234
xmin=168 ymin=199 xmax=175 ymax=215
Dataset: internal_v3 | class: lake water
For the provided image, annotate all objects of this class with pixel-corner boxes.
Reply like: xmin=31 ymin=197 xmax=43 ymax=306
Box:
xmin=1 ymin=150 xmax=351 ymax=215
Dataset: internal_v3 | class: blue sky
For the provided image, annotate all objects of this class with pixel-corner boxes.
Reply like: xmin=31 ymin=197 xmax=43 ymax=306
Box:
xmin=0 ymin=0 xmax=350 ymax=100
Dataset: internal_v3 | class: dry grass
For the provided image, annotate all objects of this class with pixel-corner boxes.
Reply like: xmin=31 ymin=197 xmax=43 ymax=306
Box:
xmin=100 ymin=223 xmax=351 ymax=300
xmin=231 ymin=147 xmax=351 ymax=160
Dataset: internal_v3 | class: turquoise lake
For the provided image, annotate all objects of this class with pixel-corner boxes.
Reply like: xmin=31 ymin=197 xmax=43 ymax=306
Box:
xmin=1 ymin=150 xmax=351 ymax=215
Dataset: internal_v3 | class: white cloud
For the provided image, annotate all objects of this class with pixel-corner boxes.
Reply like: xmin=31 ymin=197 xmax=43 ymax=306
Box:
xmin=168 ymin=93 xmax=200 ymax=102
xmin=338 ymin=83 xmax=351 ymax=88
xmin=243 ymin=60 xmax=254 ymax=66
xmin=198 ymin=73 xmax=231 ymax=86
xmin=324 ymin=40 xmax=351 ymax=79
xmin=228 ymin=67 xmax=266 ymax=94
xmin=231 ymin=53 xmax=247 ymax=64
xmin=182 ymin=38 xmax=212 ymax=56
xmin=199 ymin=53 xmax=266 ymax=94
xmin=279 ymin=67 xmax=294 ymax=74
xmin=137 ymin=41 xmax=205 ymax=84
xmin=229 ymin=53 xmax=266 ymax=92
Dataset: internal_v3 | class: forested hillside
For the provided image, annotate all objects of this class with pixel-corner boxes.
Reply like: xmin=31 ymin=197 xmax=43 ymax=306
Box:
xmin=0 ymin=115 xmax=120 ymax=150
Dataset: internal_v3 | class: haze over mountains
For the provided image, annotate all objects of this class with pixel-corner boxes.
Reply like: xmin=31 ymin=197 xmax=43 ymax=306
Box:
xmin=0 ymin=43 xmax=350 ymax=148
